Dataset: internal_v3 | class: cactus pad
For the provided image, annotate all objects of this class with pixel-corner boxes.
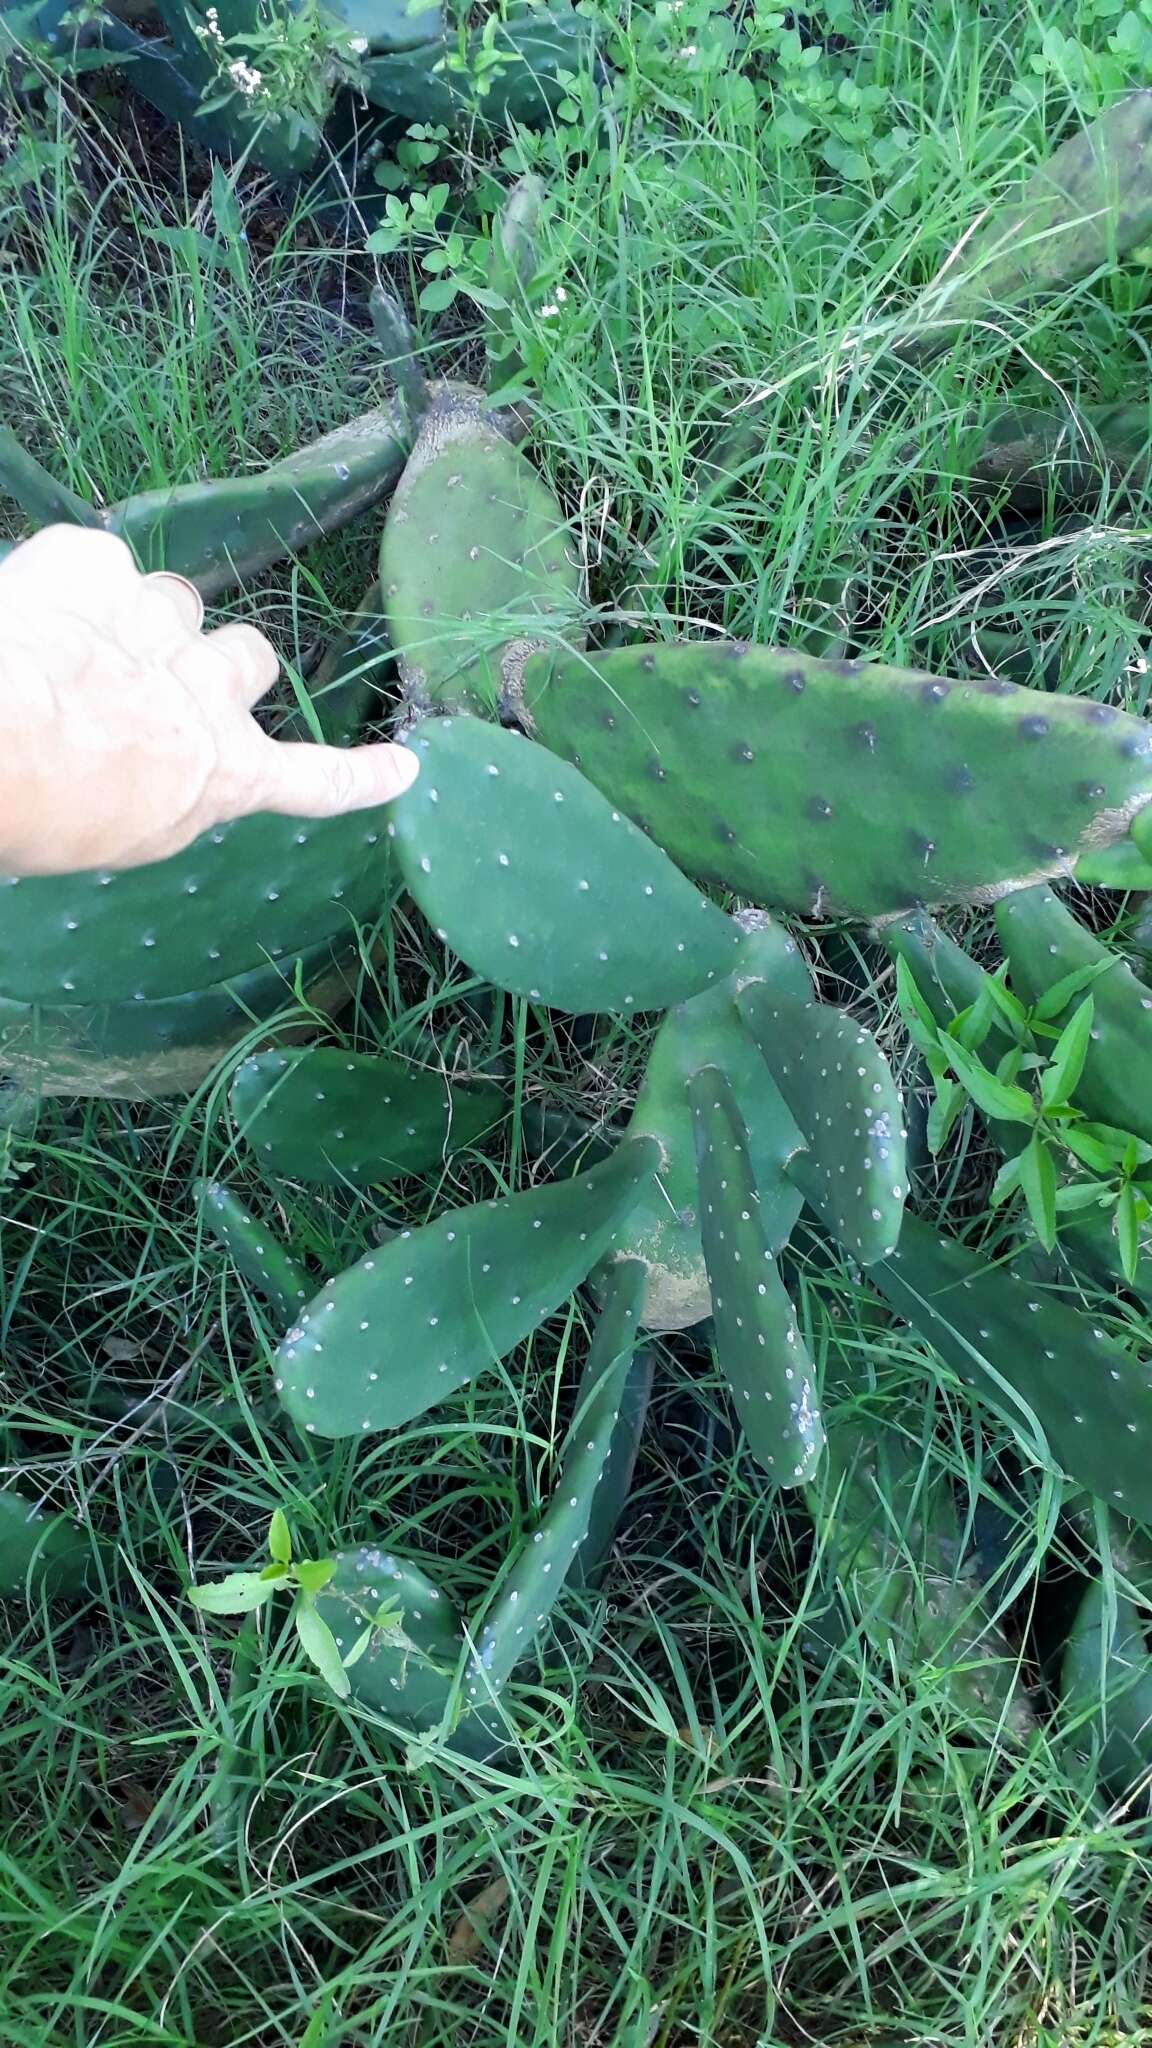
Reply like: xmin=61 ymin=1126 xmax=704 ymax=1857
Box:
xmin=0 ymin=942 xmax=356 ymax=1099
xmin=232 ymin=1046 xmax=502 ymax=1185
xmin=608 ymin=917 xmax=810 ymax=1329
xmin=0 ymin=808 xmax=394 ymax=1006
xmin=0 ymin=1486 xmax=92 ymax=1599
xmin=362 ymin=3 xmax=591 ymax=129
xmin=737 ymin=987 xmax=906 ymax=1263
xmin=997 ymin=884 xmax=1152 ymax=1142
xmin=196 ymin=1180 xmax=310 ymax=1320
xmin=273 ymin=1134 xmax=661 ymax=1438
xmin=461 ymin=1259 xmax=647 ymax=1712
xmin=689 ymin=1067 xmax=824 ymax=1485
xmin=389 ymin=716 xmax=743 ymax=1013
xmin=522 ymin=642 xmax=1152 ymax=918
xmin=314 ymin=1543 xmax=466 ymax=1734
xmin=380 ymin=392 xmax=581 ymax=716
xmin=1061 ymin=1568 xmax=1152 ymax=1801
xmin=571 ymin=1343 xmax=655 ymax=1587
xmin=874 ymin=1216 xmax=1152 ymax=1517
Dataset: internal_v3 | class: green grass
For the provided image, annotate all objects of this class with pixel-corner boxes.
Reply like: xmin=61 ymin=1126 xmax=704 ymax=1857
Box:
xmin=4 ymin=3 xmax=1152 ymax=2042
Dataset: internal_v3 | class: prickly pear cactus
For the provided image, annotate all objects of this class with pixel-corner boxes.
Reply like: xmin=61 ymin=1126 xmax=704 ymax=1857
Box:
xmin=388 ymin=716 xmax=744 ymax=1013
xmin=314 ymin=1544 xmax=468 ymax=1736
xmin=689 ymin=1067 xmax=824 ymax=1485
xmin=460 ymin=1260 xmax=647 ymax=1716
xmin=1060 ymin=1555 xmax=1152 ymax=1802
xmin=232 ymin=1047 xmax=502 ymax=1186
xmin=571 ymin=1343 xmax=654 ymax=1588
xmin=0 ymin=807 xmax=394 ymax=1007
xmin=996 ymin=884 xmax=1152 ymax=1144
xmin=0 ymin=942 xmax=358 ymax=1100
xmin=380 ymin=391 xmax=581 ymax=716
xmin=0 ymin=1485 xmax=92 ymax=1598
xmin=362 ymin=2 xmax=591 ymax=129
xmin=521 ymin=643 xmax=1152 ymax=918
xmin=607 ymin=915 xmax=810 ymax=1330
xmin=196 ymin=1180 xmax=310 ymax=1321
xmin=273 ymin=1134 xmax=661 ymax=1438
xmin=874 ymin=1216 xmax=1152 ymax=1518
xmin=737 ymin=987 xmax=906 ymax=1264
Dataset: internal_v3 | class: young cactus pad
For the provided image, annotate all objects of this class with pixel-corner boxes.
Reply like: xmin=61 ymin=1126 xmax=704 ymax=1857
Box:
xmin=873 ymin=1216 xmax=1152 ymax=1518
xmin=521 ymin=643 xmax=1152 ymax=918
xmin=231 ymin=1047 xmax=502 ymax=1186
xmin=273 ymin=1134 xmax=661 ymax=1438
xmin=688 ymin=1067 xmax=824 ymax=1486
xmin=461 ymin=1259 xmax=647 ymax=1712
xmin=388 ymin=717 xmax=744 ymax=1014
xmin=380 ymin=392 xmax=581 ymax=716
xmin=0 ymin=807 xmax=394 ymax=1006
xmin=314 ymin=1545 xmax=467 ymax=1736
xmin=571 ymin=1343 xmax=655 ymax=1587
xmin=996 ymin=884 xmax=1152 ymax=1144
xmin=737 ymin=988 xmax=906 ymax=1264
xmin=0 ymin=1486 xmax=92 ymax=1599
xmin=196 ymin=1180 xmax=310 ymax=1321
xmin=1060 ymin=1570 xmax=1152 ymax=1801
xmin=608 ymin=916 xmax=810 ymax=1330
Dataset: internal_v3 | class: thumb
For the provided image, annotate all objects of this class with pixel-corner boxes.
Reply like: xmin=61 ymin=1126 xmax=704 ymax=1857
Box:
xmin=252 ymin=738 xmax=420 ymax=820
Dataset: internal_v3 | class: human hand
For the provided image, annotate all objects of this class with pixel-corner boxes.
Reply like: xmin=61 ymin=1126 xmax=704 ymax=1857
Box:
xmin=0 ymin=525 xmax=418 ymax=877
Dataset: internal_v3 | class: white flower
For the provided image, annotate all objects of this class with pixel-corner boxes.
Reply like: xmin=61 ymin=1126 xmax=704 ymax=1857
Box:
xmin=678 ymin=43 xmax=697 ymax=57
xmin=349 ymin=33 xmax=367 ymax=50
xmin=555 ymin=285 xmax=567 ymax=302
xmin=540 ymin=303 xmax=560 ymax=318
xmin=228 ymin=56 xmax=263 ymax=94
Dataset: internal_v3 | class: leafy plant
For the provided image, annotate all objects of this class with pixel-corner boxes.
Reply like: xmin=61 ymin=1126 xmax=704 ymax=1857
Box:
xmin=190 ymin=1509 xmax=366 ymax=1697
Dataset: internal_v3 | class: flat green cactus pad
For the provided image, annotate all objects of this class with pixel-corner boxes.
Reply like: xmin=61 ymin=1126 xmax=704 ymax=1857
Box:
xmin=461 ymin=1259 xmax=647 ymax=1713
xmin=607 ymin=916 xmax=810 ymax=1330
xmin=0 ymin=807 xmax=394 ymax=1007
xmin=737 ymin=987 xmax=906 ymax=1264
xmin=0 ymin=942 xmax=355 ymax=1099
xmin=106 ymin=405 xmax=409 ymax=598
xmin=232 ymin=1046 xmax=502 ymax=1185
xmin=273 ymin=1133 xmax=661 ymax=1438
xmin=196 ymin=1180 xmax=310 ymax=1320
xmin=522 ymin=643 xmax=1152 ymax=918
xmin=689 ymin=1066 xmax=824 ymax=1485
xmin=324 ymin=0 xmax=441 ymax=53
xmin=1061 ymin=1568 xmax=1152 ymax=1802
xmin=380 ymin=392 xmax=581 ymax=716
xmin=362 ymin=3 xmax=591 ymax=128
xmin=996 ymin=884 xmax=1152 ymax=1144
xmin=389 ymin=716 xmax=743 ymax=1013
xmin=571 ymin=1341 xmax=654 ymax=1588
xmin=874 ymin=1216 xmax=1152 ymax=1518
xmin=0 ymin=1485 xmax=92 ymax=1599
xmin=315 ymin=1544 xmax=466 ymax=1734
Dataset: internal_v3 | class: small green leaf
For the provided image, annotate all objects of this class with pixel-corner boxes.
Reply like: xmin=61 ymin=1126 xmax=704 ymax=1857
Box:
xmin=1041 ymin=995 xmax=1094 ymax=1109
xmin=1066 ymin=1122 xmax=1148 ymax=1172
xmin=1019 ymin=1130 xmax=1058 ymax=1251
xmin=1053 ymin=1180 xmax=1111 ymax=1213
xmin=1118 ymin=1181 xmax=1142 ymax=1285
xmin=926 ymin=1079 xmax=966 ymax=1154
xmin=980 ymin=970 xmax=1030 ymax=1039
xmin=210 ymin=161 xmax=243 ymax=243
xmin=342 ymin=1623 xmax=375 ymax=1671
xmin=294 ymin=1600 xmax=351 ymax=1698
xmin=298 ymin=1990 xmax=335 ymax=2048
xmin=418 ymin=277 xmax=459 ymax=312
xmin=895 ymin=955 xmax=944 ymax=1045
xmin=294 ymin=1557 xmax=336 ymax=1597
xmin=989 ymin=1152 xmax=1024 ymax=1206
xmin=942 ymin=1039 xmax=1036 ymax=1123
xmin=1032 ymin=960 xmax=1114 ymax=1021
xmin=189 ymin=1571 xmax=278 ymax=1615
xmin=268 ymin=1508 xmax=292 ymax=1568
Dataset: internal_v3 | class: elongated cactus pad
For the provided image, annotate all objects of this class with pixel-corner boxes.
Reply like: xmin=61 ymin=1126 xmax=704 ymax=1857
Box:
xmin=807 ymin=1411 xmax=1032 ymax=1734
xmin=522 ymin=643 xmax=1152 ymax=918
xmin=996 ymin=885 xmax=1152 ymax=1144
xmin=0 ymin=807 xmax=393 ymax=1006
xmin=232 ymin=1046 xmax=502 ymax=1185
xmin=1061 ymin=1569 xmax=1152 ymax=1801
xmin=461 ymin=1259 xmax=647 ymax=1713
xmin=281 ymin=589 xmax=390 ymax=748
xmin=196 ymin=1180 xmax=310 ymax=1320
xmin=910 ymin=90 xmax=1152 ymax=331
xmin=873 ymin=1216 xmax=1152 ymax=1516
xmin=965 ymin=402 xmax=1152 ymax=507
xmin=362 ymin=3 xmax=591 ymax=129
xmin=572 ymin=1343 xmax=654 ymax=1587
xmin=737 ymin=987 xmax=906 ymax=1263
xmin=608 ymin=916 xmax=810 ymax=1329
xmin=380 ymin=391 xmax=581 ymax=715
xmin=0 ymin=1485 xmax=92 ymax=1599
xmin=389 ymin=716 xmax=743 ymax=1013
xmin=689 ymin=1067 xmax=824 ymax=1485
xmin=273 ymin=1134 xmax=661 ymax=1438
xmin=0 ymin=942 xmax=356 ymax=1100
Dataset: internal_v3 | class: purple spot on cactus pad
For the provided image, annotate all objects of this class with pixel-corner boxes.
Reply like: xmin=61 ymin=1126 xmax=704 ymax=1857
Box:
xmin=808 ymin=797 xmax=832 ymax=820
xmin=1082 ymin=702 xmax=1116 ymax=723
xmin=854 ymin=722 xmax=876 ymax=750
xmin=785 ymin=671 xmax=806 ymax=693
xmin=1019 ymin=715 xmax=1050 ymax=740
xmin=921 ymin=682 xmax=949 ymax=704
